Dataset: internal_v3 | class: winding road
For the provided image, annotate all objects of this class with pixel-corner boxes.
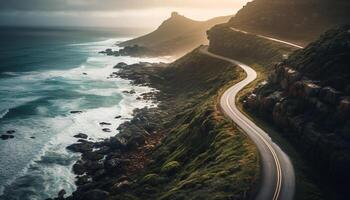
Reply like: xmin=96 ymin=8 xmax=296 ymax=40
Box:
xmin=200 ymin=31 xmax=303 ymax=200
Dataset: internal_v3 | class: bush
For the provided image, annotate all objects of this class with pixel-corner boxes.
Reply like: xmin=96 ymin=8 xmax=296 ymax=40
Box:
xmin=161 ymin=161 xmax=181 ymax=175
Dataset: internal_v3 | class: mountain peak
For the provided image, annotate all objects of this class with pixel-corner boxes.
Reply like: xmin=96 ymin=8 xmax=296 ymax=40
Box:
xmin=171 ymin=11 xmax=180 ymax=18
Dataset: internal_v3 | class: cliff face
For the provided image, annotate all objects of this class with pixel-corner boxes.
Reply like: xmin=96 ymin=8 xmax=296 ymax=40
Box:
xmin=119 ymin=13 xmax=231 ymax=57
xmin=229 ymin=0 xmax=350 ymax=44
xmin=243 ymin=25 xmax=350 ymax=194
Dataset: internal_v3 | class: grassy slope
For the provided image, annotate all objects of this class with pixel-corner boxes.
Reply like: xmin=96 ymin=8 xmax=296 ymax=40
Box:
xmin=111 ymin=49 xmax=259 ymax=200
xmin=207 ymin=25 xmax=326 ymax=199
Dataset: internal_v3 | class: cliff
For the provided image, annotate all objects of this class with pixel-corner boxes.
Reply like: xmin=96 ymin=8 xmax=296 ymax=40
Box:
xmin=228 ymin=0 xmax=350 ymax=45
xmin=119 ymin=12 xmax=231 ymax=57
xmin=243 ymin=25 xmax=350 ymax=198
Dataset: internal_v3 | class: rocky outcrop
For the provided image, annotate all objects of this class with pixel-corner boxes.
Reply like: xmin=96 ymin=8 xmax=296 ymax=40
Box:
xmin=243 ymin=25 xmax=350 ymax=191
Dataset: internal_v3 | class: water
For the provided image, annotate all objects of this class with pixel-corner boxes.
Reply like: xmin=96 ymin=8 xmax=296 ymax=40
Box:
xmin=0 ymin=27 xmax=168 ymax=200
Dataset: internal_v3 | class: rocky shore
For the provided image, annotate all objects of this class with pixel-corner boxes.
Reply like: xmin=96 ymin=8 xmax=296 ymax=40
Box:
xmin=99 ymin=45 xmax=156 ymax=58
xmin=49 ymin=62 xmax=168 ymax=200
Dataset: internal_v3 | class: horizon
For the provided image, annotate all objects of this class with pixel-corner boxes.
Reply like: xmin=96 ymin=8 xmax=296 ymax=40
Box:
xmin=0 ymin=0 xmax=250 ymax=28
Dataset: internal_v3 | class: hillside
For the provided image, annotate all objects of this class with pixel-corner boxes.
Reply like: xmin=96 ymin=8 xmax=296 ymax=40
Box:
xmin=228 ymin=0 xmax=350 ymax=45
xmin=243 ymin=25 xmax=350 ymax=199
xmin=119 ymin=12 xmax=231 ymax=57
xmin=65 ymin=48 xmax=259 ymax=200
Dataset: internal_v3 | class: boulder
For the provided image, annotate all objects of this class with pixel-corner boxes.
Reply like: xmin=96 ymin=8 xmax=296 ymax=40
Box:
xmin=113 ymin=62 xmax=128 ymax=69
xmin=58 ymin=189 xmax=66 ymax=200
xmin=320 ymin=87 xmax=341 ymax=105
xmin=74 ymin=133 xmax=88 ymax=139
xmin=1 ymin=135 xmax=14 ymax=140
xmin=109 ymin=137 xmax=127 ymax=150
xmin=102 ymin=128 xmax=111 ymax=133
xmin=99 ymin=122 xmax=112 ymax=126
xmin=66 ymin=141 xmax=93 ymax=153
xmin=6 ymin=130 xmax=16 ymax=134
xmin=73 ymin=161 xmax=85 ymax=175
xmin=70 ymin=111 xmax=83 ymax=114
xmin=304 ymin=82 xmax=321 ymax=97
xmin=337 ymin=98 xmax=350 ymax=118
xmin=80 ymin=189 xmax=109 ymax=200
xmin=82 ymin=151 xmax=104 ymax=161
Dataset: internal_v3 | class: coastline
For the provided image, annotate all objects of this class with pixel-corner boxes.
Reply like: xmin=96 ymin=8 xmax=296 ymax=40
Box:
xmin=56 ymin=62 xmax=168 ymax=199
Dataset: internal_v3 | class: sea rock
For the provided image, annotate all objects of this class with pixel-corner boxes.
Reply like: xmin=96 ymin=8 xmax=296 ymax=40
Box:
xmin=113 ymin=62 xmax=128 ymax=69
xmin=1 ymin=135 xmax=14 ymax=140
xmin=58 ymin=189 xmax=66 ymax=199
xmin=6 ymin=130 xmax=16 ymax=134
xmin=102 ymin=128 xmax=111 ymax=133
xmin=99 ymin=122 xmax=112 ymax=126
xmin=70 ymin=111 xmax=83 ymax=114
xmin=73 ymin=161 xmax=85 ymax=175
xmin=74 ymin=133 xmax=88 ymax=139
xmin=66 ymin=141 xmax=94 ymax=153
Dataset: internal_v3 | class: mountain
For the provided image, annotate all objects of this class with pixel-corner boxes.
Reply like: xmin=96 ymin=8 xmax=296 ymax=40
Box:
xmin=228 ymin=0 xmax=350 ymax=45
xmin=119 ymin=12 xmax=231 ymax=57
xmin=243 ymin=25 xmax=350 ymax=198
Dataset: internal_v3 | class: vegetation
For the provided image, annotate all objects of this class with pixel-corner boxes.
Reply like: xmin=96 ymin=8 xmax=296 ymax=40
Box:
xmin=228 ymin=0 xmax=350 ymax=45
xmin=119 ymin=12 xmax=231 ymax=57
xmin=110 ymin=49 xmax=259 ymax=200
xmin=242 ymin=25 xmax=350 ymax=199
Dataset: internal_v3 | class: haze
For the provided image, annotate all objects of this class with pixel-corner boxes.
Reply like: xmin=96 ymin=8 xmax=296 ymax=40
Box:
xmin=0 ymin=0 xmax=251 ymax=28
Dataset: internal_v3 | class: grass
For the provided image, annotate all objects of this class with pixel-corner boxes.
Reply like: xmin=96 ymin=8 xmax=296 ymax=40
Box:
xmin=109 ymin=48 xmax=260 ymax=200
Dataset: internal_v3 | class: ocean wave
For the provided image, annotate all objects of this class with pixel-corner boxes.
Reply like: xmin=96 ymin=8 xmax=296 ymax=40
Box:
xmin=0 ymin=109 xmax=9 ymax=119
xmin=68 ymin=38 xmax=122 ymax=47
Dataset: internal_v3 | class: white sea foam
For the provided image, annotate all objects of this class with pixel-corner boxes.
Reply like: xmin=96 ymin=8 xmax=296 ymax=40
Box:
xmin=0 ymin=37 xmax=167 ymax=199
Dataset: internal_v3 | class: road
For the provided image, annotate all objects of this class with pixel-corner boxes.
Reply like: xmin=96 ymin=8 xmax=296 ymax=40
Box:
xmin=230 ymin=28 xmax=304 ymax=49
xmin=200 ymin=46 xmax=296 ymax=200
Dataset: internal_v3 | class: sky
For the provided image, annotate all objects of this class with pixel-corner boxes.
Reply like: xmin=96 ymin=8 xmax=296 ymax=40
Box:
xmin=0 ymin=0 xmax=251 ymax=28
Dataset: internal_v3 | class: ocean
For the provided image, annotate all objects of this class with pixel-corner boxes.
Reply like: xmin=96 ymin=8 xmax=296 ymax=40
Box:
xmin=0 ymin=27 xmax=167 ymax=200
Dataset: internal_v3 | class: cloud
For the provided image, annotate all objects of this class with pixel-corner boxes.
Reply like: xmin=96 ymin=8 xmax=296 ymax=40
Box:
xmin=0 ymin=0 xmax=246 ymax=11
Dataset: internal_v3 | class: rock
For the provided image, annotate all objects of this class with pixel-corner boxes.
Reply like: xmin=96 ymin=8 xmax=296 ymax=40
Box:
xmin=320 ymin=87 xmax=342 ymax=105
xmin=102 ymin=128 xmax=111 ymax=133
xmin=73 ymin=161 xmax=85 ymax=175
xmin=6 ymin=130 xmax=15 ymax=134
xmin=66 ymin=141 xmax=93 ymax=153
xmin=76 ymin=175 xmax=91 ymax=186
xmin=130 ymin=89 xmax=136 ymax=94
xmin=115 ymin=180 xmax=131 ymax=190
xmin=113 ymin=62 xmax=128 ymax=69
xmin=115 ymin=115 xmax=122 ymax=119
xmin=80 ymin=189 xmax=109 ymax=200
xmin=70 ymin=111 xmax=83 ymax=114
xmin=337 ymin=98 xmax=350 ymax=118
xmin=74 ymin=133 xmax=88 ymax=139
xmin=109 ymin=137 xmax=127 ymax=149
xmin=85 ymin=160 xmax=104 ymax=171
xmin=82 ymin=151 xmax=104 ymax=161
xmin=304 ymin=82 xmax=321 ymax=97
xmin=136 ymin=97 xmax=142 ymax=100
xmin=99 ymin=122 xmax=112 ymax=126
xmin=58 ymin=189 xmax=66 ymax=199
xmin=1 ymin=135 xmax=14 ymax=140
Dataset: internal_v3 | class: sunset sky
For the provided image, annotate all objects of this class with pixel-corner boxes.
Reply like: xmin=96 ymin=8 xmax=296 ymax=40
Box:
xmin=0 ymin=0 xmax=251 ymax=27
